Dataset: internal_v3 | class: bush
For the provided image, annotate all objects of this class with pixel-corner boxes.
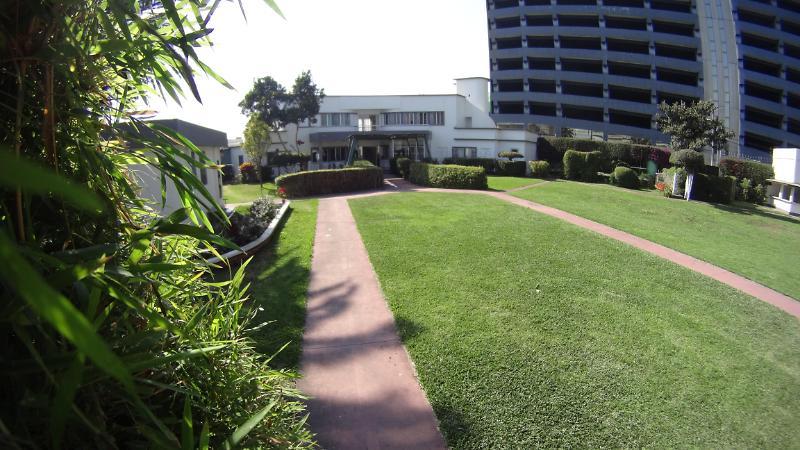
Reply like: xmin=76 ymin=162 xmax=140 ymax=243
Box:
xmin=442 ymin=157 xmax=497 ymax=174
xmin=222 ymin=164 xmax=235 ymax=182
xmin=529 ymin=160 xmax=551 ymax=178
xmin=719 ymin=157 xmax=774 ymax=186
xmin=350 ymin=159 xmax=376 ymax=168
xmin=669 ymin=149 xmax=705 ymax=173
xmin=409 ymin=163 xmax=488 ymax=189
xmin=496 ymin=160 xmax=526 ymax=177
xmin=691 ymin=174 xmax=735 ymax=203
xmin=563 ymin=150 xmax=602 ymax=182
xmin=612 ymin=166 xmax=639 ymax=189
xmin=276 ymin=167 xmax=384 ymax=197
xmin=639 ymin=173 xmax=656 ymax=189
xmin=537 ymin=137 xmax=671 ymax=171
xmin=240 ymin=161 xmax=257 ymax=183
xmin=396 ymin=157 xmax=412 ymax=179
xmin=498 ymin=150 xmax=524 ymax=160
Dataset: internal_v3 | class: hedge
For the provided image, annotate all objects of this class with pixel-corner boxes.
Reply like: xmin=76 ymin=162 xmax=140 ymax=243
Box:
xmin=528 ymin=160 xmax=550 ymax=178
xmin=496 ymin=160 xmax=526 ymax=177
xmin=691 ymin=174 xmax=735 ymax=204
xmin=409 ymin=163 xmax=487 ymax=189
xmin=275 ymin=167 xmax=383 ymax=198
xmin=563 ymin=150 xmax=602 ymax=182
xmin=396 ymin=157 xmax=411 ymax=179
xmin=612 ymin=166 xmax=639 ymax=189
xmin=442 ymin=157 xmax=497 ymax=174
xmin=719 ymin=158 xmax=774 ymax=186
xmin=537 ymin=137 xmax=671 ymax=172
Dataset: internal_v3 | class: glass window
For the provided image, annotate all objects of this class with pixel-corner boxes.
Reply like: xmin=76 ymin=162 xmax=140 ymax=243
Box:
xmin=452 ymin=147 xmax=477 ymax=158
xmin=382 ymin=111 xmax=445 ymax=126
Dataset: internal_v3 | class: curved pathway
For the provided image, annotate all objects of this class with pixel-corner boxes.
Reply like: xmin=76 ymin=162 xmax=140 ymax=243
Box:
xmin=298 ymin=179 xmax=799 ymax=448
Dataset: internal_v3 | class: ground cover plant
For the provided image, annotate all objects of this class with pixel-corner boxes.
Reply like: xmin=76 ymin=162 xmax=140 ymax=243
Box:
xmin=0 ymin=0 xmax=313 ymax=447
xmin=232 ymin=200 xmax=318 ymax=369
xmin=223 ymin=182 xmax=278 ymax=204
xmin=487 ymin=176 xmax=546 ymax=191
xmin=350 ymin=192 xmax=800 ymax=448
xmin=513 ymin=181 xmax=800 ymax=299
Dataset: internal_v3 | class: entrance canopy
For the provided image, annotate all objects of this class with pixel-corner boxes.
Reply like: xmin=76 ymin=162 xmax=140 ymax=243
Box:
xmin=310 ymin=130 xmax=432 ymax=166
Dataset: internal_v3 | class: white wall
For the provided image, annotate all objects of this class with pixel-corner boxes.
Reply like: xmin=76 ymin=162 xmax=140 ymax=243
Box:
xmin=130 ymin=146 xmax=224 ymax=216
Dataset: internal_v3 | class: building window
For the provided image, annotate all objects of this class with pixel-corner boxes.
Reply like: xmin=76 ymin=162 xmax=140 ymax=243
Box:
xmin=320 ymin=113 xmax=352 ymax=127
xmin=200 ymin=166 xmax=208 ymax=185
xmin=321 ymin=146 xmax=349 ymax=162
xmin=238 ymin=155 xmax=244 ymax=165
xmin=382 ymin=111 xmax=445 ymax=126
xmin=452 ymin=147 xmax=478 ymax=158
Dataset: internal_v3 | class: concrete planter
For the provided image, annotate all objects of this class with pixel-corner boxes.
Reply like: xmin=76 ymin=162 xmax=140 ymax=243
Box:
xmin=206 ymin=201 xmax=291 ymax=266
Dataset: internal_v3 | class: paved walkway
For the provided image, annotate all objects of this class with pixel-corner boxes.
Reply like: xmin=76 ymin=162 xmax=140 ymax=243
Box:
xmin=298 ymin=196 xmax=446 ymax=450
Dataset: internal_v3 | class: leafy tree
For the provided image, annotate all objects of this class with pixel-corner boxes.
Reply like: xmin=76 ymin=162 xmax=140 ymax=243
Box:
xmin=240 ymin=70 xmax=325 ymax=154
xmin=243 ymin=115 xmax=272 ymax=182
xmin=0 ymin=0 xmax=312 ymax=447
xmin=560 ymin=127 xmax=575 ymax=138
xmin=656 ymin=100 xmax=734 ymax=155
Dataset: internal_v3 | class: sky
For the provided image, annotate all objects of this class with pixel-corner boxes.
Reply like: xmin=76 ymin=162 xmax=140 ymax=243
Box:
xmin=151 ymin=0 xmax=491 ymax=140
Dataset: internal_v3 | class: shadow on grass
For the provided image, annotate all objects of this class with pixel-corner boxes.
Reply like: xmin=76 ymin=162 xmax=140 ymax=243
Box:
xmin=213 ymin=206 xmax=313 ymax=370
xmin=429 ymin=399 xmax=474 ymax=448
xmin=710 ymin=201 xmax=800 ymax=225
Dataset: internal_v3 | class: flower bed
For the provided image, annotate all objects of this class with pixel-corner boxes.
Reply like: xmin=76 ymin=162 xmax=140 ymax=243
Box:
xmin=207 ymin=198 xmax=290 ymax=265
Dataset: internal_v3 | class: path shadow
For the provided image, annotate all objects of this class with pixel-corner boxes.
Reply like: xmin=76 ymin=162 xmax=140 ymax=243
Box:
xmin=710 ymin=201 xmax=800 ymax=225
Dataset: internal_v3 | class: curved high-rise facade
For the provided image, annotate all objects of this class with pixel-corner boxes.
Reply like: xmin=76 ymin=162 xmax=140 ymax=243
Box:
xmin=487 ymin=0 xmax=800 ymax=160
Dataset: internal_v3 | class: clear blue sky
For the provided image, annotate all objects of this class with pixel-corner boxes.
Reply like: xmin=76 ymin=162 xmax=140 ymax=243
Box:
xmin=152 ymin=0 xmax=490 ymax=139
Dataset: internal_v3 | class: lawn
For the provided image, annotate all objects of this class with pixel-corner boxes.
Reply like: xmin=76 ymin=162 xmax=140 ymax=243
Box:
xmin=486 ymin=176 xmax=545 ymax=191
xmin=512 ymin=180 xmax=800 ymax=299
xmin=223 ymin=182 xmax=276 ymax=204
xmin=349 ymin=192 xmax=800 ymax=448
xmin=239 ymin=199 xmax=317 ymax=369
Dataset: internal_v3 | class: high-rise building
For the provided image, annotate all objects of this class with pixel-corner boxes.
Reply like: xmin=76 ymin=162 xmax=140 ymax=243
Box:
xmin=486 ymin=0 xmax=800 ymax=161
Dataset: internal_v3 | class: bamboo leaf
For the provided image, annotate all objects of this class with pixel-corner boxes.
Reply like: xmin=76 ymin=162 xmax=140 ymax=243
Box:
xmin=51 ymin=355 xmax=85 ymax=450
xmin=181 ymin=396 xmax=194 ymax=450
xmin=223 ymin=400 xmax=277 ymax=449
xmin=0 ymin=233 xmax=133 ymax=391
xmin=199 ymin=423 xmax=210 ymax=450
xmin=0 ymin=150 xmax=104 ymax=213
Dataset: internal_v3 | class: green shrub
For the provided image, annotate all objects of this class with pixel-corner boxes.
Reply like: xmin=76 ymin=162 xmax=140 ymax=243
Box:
xmin=563 ymin=150 xmax=602 ymax=182
xmin=496 ymin=160 xmax=526 ymax=177
xmin=396 ymin=157 xmax=412 ymax=179
xmin=719 ymin=158 xmax=774 ymax=186
xmin=276 ymin=167 xmax=383 ymax=197
xmin=669 ymin=149 xmax=705 ymax=173
xmin=528 ymin=160 xmax=551 ymax=178
xmin=613 ymin=166 xmax=639 ymax=189
xmin=409 ymin=163 xmax=488 ymax=189
xmin=442 ymin=157 xmax=497 ymax=173
xmin=498 ymin=150 xmax=524 ymax=160
xmin=537 ymin=137 xmax=671 ymax=171
xmin=691 ymin=174 xmax=735 ymax=203
xmin=639 ymin=173 xmax=656 ymax=189
xmin=350 ymin=159 xmax=376 ymax=168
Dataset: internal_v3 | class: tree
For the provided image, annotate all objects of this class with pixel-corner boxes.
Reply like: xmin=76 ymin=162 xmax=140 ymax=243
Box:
xmin=240 ymin=70 xmax=325 ymax=155
xmin=656 ymin=100 xmax=735 ymax=156
xmin=560 ymin=127 xmax=575 ymax=138
xmin=243 ymin=115 xmax=272 ymax=182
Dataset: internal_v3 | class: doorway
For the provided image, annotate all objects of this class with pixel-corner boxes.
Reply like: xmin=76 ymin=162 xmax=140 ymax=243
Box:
xmin=361 ymin=146 xmax=378 ymax=165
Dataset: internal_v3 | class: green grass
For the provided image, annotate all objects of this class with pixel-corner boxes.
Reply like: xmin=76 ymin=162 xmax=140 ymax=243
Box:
xmin=349 ymin=192 xmax=800 ymax=448
xmin=486 ymin=176 xmax=545 ymax=191
xmin=223 ymin=182 xmax=276 ymax=204
xmin=512 ymin=180 xmax=800 ymax=299
xmin=241 ymin=199 xmax=317 ymax=369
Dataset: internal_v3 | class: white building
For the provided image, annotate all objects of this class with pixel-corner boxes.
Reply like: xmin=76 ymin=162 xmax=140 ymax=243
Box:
xmin=129 ymin=119 xmax=226 ymax=216
xmin=769 ymin=148 xmax=800 ymax=215
xmin=221 ymin=137 xmax=246 ymax=177
xmin=265 ymin=78 xmax=538 ymax=172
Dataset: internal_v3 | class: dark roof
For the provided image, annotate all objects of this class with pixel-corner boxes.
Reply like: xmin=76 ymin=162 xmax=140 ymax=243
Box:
xmin=310 ymin=130 xmax=431 ymax=144
xmin=146 ymin=119 xmax=227 ymax=147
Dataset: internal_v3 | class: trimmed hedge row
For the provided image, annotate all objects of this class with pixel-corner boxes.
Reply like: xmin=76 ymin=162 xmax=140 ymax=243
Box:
xmin=496 ymin=160 xmax=526 ymax=177
xmin=538 ymin=137 xmax=671 ymax=171
xmin=719 ymin=158 xmax=774 ymax=186
xmin=612 ymin=166 xmax=639 ymax=189
xmin=563 ymin=150 xmax=602 ymax=182
xmin=442 ymin=157 xmax=497 ymax=173
xmin=528 ymin=160 xmax=550 ymax=178
xmin=409 ymin=163 xmax=488 ymax=189
xmin=691 ymin=174 xmax=736 ymax=204
xmin=275 ymin=167 xmax=383 ymax=198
